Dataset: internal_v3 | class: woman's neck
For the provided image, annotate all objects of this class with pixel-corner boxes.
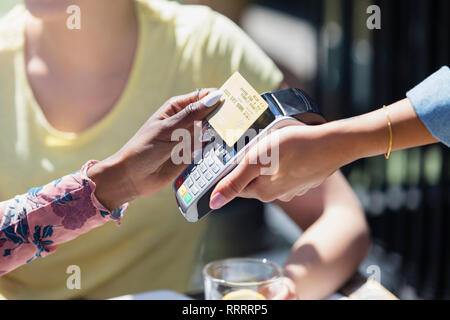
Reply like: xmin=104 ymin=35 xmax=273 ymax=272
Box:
xmin=25 ymin=0 xmax=138 ymax=75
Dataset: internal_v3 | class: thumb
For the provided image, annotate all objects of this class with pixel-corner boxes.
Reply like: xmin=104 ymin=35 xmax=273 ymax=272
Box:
xmin=167 ymin=90 xmax=223 ymax=129
xmin=209 ymin=156 xmax=259 ymax=210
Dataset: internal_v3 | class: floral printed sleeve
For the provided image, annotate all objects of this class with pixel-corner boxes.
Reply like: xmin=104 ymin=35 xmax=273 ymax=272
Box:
xmin=0 ymin=160 xmax=128 ymax=276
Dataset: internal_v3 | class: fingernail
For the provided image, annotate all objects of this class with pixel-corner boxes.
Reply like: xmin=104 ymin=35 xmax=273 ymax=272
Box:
xmin=200 ymin=90 xmax=223 ymax=108
xmin=192 ymin=149 xmax=202 ymax=160
xmin=210 ymin=192 xmax=227 ymax=209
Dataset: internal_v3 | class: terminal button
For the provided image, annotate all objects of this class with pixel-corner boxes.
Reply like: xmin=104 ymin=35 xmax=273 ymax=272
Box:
xmin=191 ymin=186 xmax=199 ymax=195
xmin=193 ymin=170 xmax=200 ymax=180
xmin=186 ymin=177 xmax=194 ymax=187
xmin=183 ymin=192 xmax=193 ymax=204
xmin=176 ymin=177 xmax=183 ymax=188
xmin=178 ymin=185 xmax=188 ymax=197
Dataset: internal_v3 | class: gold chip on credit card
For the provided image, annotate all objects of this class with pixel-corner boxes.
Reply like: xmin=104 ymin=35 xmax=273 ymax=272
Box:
xmin=207 ymin=72 xmax=269 ymax=147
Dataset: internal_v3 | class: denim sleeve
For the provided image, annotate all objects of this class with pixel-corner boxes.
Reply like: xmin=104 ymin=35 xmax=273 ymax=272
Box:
xmin=406 ymin=66 xmax=450 ymax=147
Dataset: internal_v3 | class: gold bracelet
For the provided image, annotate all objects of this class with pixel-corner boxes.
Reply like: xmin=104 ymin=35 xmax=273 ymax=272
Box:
xmin=383 ymin=105 xmax=393 ymax=159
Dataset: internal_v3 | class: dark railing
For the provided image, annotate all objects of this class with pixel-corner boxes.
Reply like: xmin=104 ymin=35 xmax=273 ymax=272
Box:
xmin=312 ymin=0 xmax=449 ymax=299
xmin=241 ymin=0 xmax=449 ymax=299
xmin=202 ymin=0 xmax=448 ymax=299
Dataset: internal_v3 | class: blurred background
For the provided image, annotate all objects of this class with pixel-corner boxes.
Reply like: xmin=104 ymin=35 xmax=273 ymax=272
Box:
xmin=183 ymin=0 xmax=450 ymax=300
xmin=1 ymin=0 xmax=448 ymax=299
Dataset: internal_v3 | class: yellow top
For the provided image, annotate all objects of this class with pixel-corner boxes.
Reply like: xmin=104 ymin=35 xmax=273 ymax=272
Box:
xmin=0 ymin=0 xmax=282 ymax=299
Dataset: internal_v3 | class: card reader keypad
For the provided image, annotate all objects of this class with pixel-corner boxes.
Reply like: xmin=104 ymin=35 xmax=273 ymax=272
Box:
xmin=177 ymin=142 xmax=232 ymax=205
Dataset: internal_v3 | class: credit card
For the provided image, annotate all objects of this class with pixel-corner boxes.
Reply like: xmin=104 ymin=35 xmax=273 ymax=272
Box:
xmin=207 ymin=72 xmax=269 ymax=147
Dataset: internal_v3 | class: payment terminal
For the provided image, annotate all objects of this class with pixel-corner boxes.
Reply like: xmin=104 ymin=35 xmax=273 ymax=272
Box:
xmin=173 ymin=73 xmax=325 ymax=222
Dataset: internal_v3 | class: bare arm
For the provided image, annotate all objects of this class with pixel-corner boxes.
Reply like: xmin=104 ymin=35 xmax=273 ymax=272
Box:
xmin=210 ymin=66 xmax=449 ymax=206
xmin=210 ymin=98 xmax=438 ymax=208
xmin=276 ymin=171 xmax=371 ymax=300
xmin=332 ymin=98 xmax=437 ymax=160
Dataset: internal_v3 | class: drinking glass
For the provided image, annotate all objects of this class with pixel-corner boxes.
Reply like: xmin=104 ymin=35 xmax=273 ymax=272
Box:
xmin=203 ymin=258 xmax=284 ymax=300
